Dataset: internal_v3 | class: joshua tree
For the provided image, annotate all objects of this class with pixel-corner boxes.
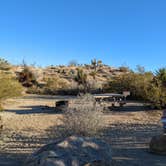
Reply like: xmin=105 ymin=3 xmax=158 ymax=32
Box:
xmin=75 ymin=68 xmax=88 ymax=92
xmin=91 ymin=59 xmax=102 ymax=71
xmin=91 ymin=59 xmax=97 ymax=71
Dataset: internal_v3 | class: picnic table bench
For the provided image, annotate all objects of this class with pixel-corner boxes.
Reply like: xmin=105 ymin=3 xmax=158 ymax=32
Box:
xmin=55 ymin=92 xmax=129 ymax=109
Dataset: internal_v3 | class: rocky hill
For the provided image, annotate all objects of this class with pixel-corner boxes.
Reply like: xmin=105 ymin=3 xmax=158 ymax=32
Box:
xmin=0 ymin=58 xmax=130 ymax=94
xmin=11 ymin=64 xmax=129 ymax=86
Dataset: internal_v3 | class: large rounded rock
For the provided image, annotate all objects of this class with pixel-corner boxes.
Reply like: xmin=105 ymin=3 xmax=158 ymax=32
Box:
xmin=149 ymin=134 xmax=166 ymax=155
xmin=25 ymin=136 xmax=112 ymax=166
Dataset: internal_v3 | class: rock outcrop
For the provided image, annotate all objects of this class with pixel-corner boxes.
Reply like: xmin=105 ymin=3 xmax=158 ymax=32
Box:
xmin=25 ymin=136 xmax=112 ymax=166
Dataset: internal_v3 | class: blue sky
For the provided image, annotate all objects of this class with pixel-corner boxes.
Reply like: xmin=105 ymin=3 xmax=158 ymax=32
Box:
xmin=0 ymin=0 xmax=166 ymax=71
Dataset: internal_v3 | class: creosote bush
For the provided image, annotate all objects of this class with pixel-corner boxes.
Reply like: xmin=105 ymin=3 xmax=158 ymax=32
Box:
xmin=55 ymin=94 xmax=104 ymax=138
xmin=0 ymin=72 xmax=23 ymax=110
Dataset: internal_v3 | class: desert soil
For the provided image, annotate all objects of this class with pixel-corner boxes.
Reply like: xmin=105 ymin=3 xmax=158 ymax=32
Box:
xmin=0 ymin=94 xmax=166 ymax=166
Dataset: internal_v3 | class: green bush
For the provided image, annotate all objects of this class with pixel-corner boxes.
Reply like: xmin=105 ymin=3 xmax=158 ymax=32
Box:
xmin=155 ymin=68 xmax=166 ymax=87
xmin=0 ymin=72 xmax=23 ymax=110
xmin=107 ymin=70 xmax=166 ymax=108
xmin=108 ymin=72 xmax=153 ymax=98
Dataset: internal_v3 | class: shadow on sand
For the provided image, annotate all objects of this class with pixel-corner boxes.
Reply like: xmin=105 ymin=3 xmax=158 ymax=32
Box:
xmin=0 ymin=122 xmax=166 ymax=166
xmin=5 ymin=105 xmax=63 ymax=115
xmin=100 ymin=123 xmax=166 ymax=166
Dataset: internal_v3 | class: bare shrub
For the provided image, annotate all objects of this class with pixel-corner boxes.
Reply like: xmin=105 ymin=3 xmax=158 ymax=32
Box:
xmin=54 ymin=94 xmax=104 ymax=138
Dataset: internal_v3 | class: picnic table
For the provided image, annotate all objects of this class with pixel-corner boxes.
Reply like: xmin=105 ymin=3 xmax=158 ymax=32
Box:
xmin=93 ymin=93 xmax=127 ymax=107
xmin=55 ymin=92 xmax=130 ymax=109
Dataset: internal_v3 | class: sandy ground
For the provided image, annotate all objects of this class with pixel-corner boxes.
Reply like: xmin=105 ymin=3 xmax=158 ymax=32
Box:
xmin=0 ymin=94 xmax=166 ymax=166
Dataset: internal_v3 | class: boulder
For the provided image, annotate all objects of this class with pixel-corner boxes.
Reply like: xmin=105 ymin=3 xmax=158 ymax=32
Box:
xmin=149 ymin=134 xmax=166 ymax=155
xmin=24 ymin=136 xmax=112 ymax=166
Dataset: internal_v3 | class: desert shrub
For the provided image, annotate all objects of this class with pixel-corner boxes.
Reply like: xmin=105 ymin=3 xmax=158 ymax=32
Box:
xmin=119 ymin=66 xmax=130 ymax=72
xmin=26 ymin=86 xmax=43 ymax=94
xmin=108 ymin=72 xmax=153 ymax=99
xmin=0 ymin=58 xmax=11 ymax=71
xmin=18 ymin=65 xmax=37 ymax=87
xmin=43 ymin=76 xmax=70 ymax=94
xmin=0 ymin=72 xmax=23 ymax=110
xmin=145 ymin=84 xmax=166 ymax=108
xmin=56 ymin=94 xmax=104 ymax=137
xmin=155 ymin=68 xmax=166 ymax=87
xmin=75 ymin=68 xmax=88 ymax=92
xmin=107 ymin=70 xmax=166 ymax=108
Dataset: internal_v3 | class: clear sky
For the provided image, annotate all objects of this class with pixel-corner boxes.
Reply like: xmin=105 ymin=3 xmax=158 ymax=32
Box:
xmin=0 ymin=0 xmax=166 ymax=71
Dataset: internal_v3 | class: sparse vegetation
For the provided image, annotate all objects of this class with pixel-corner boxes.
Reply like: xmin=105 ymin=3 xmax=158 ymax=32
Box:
xmin=56 ymin=94 xmax=104 ymax=137
xmin=1 ymin=58 xmax=165 ymax=109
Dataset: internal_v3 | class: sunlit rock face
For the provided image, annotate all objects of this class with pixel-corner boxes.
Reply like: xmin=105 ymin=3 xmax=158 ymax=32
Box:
xmin=24 ymin=136 xmax=112 ymax=166
xmin=149 ymin=134 xmax=166 ymax=155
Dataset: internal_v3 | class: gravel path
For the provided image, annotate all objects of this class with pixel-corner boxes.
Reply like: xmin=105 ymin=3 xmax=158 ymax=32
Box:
xmin=0 ymin=95 xmax=165 ymax=166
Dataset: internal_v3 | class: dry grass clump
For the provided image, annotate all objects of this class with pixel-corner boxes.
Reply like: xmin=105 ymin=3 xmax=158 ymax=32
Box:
xmin=53 ymin=94 xmax=104 ymax=138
